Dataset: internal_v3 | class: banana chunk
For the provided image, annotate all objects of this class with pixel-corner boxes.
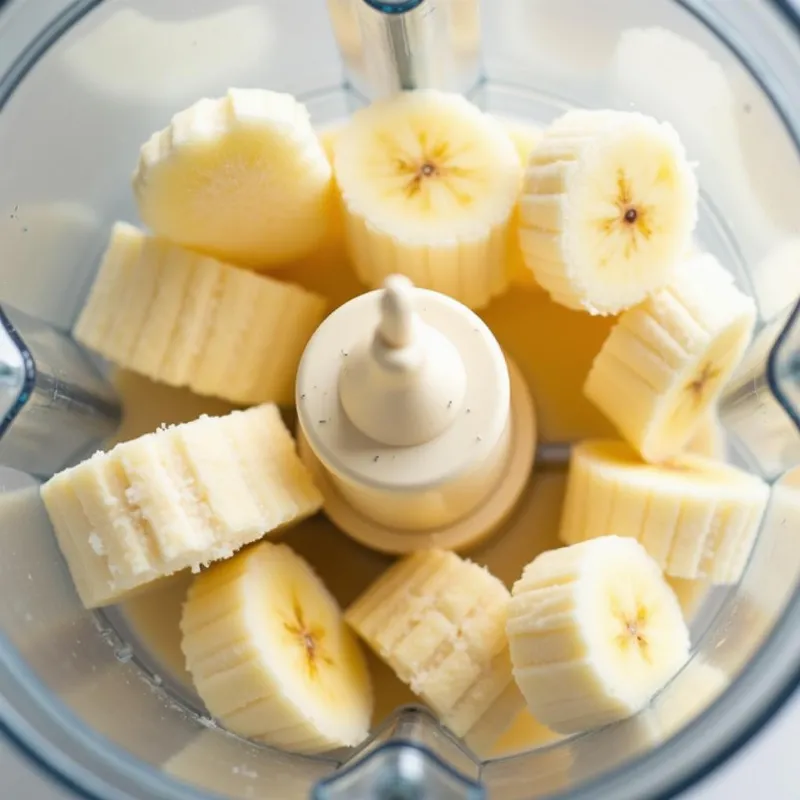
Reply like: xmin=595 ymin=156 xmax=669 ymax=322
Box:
xmin=518 ymin=109 xmax=698 ymax=314
xmin=333 ymin=90 xmax=522 ymax=310
xmin=507 ymin=536 xmax=690 ymax=734
xmin=584 ymin=254 xmax=756 ymax=462
xmin=181 ymin=541 xmax=372 ymax=753
xmin=40 ymin=404 xmax=322 ymax=608
xmin=495 ymin=116 xmax=545 ymax=291
xmin=74 ymin=223 xmax=327 ymax=406
xmin=345 ymin=550 xmax=523 ymax=748
xmin=133 ymin=89 xmax=334 ymax=269
xmin=559 ymin=440 xmax=769 ymax=583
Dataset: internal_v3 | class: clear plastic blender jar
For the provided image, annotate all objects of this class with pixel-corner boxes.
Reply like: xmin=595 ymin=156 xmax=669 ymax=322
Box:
xmin=1 ymin=0 xmax=800 ymax=797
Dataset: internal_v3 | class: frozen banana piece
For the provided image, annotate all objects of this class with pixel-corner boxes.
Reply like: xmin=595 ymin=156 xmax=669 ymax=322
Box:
xmin=40 ymin=404 xmax=322 ymax=608
xmin=559 ymin=440 xmax=769 ymax=583
xmin=507 ymin=536 xmax=690 ymax=734
xmin=181 ymin=541 xmax=372 ymax=754
xmin=518 ymin=109 xmax=697 ymax=314
xmin=495 ymin=115 xmax=545 ymax=291
xmin=584 ymin=253 xmax=756 ymax=462
xmin=345 ymin=549 xmax=523 ymax=749
xmin=74 ymin=222 xmax=327 ymax=406
xmin=133 ymin=89 xmax=334 ymax=269
xmin=333 ymin=90 xmax=521 ymax=310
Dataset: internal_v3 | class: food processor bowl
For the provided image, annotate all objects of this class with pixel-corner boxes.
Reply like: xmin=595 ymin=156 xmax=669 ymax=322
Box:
xmin=1 ymin=0 xmax=800 ymax=798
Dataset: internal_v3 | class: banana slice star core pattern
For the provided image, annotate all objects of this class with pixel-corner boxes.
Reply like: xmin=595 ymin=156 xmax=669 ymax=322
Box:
xmin=518 ymin=109 xmax=698 ymax=314
xmin=333 ymin=89 xmax=522 ymax=310
xmin=584 ymin=253 xmax=756 ymax=462
xmin=507 ymin=536 xmax=691 ymax=734
xmin=180 ymin=541 xmax=373 ymax=754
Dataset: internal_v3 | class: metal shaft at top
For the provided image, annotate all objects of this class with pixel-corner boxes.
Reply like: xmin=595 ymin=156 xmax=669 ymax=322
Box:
xmin=326 ymin=0 xmax=482 ymax=100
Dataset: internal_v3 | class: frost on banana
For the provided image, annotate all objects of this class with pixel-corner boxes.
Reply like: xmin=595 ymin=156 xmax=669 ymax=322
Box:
xmin=181 ymin=541 xmax=372 ymax=754
xmin=584 ymin=253 xmax=756 ymax=462
xmin=40 ymin=404 xmax=322 ymax=608
xmin=333 ymin=90 xmax=522 ymax=310
xmin=345 ymin=549 xmax=524 ymax=748
xmin=518 ymin=109 xmax=698 ymax=314
xmin=559 ymin=440 xmax=769 ymax=584
xmin=507 ymin=536 xmax=690 ymax=734
xmin=73 ymin=222 xmax=327 ymax=406
xmin=133 ymin=88 xmax=335 ymax=269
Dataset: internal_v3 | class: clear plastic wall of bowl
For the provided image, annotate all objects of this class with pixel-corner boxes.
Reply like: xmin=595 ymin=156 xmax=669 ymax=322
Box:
xmin=0 ymin=0 xmax=800 ymax=799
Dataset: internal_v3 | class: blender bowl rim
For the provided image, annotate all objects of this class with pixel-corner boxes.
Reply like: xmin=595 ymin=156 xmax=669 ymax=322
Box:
xmin=0 ymin=0 xmax=799 ymax=798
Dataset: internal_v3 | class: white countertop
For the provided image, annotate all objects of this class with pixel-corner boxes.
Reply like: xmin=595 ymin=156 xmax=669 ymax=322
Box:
xmin=3 ymin=689 xmax=800 ymax=799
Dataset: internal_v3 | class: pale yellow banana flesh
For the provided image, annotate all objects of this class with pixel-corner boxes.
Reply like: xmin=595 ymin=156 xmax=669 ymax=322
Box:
xmin=133 ymin=88 xmax=334 ymax=269
xmin=507 ymin=536 xmax=690 ymax=734
xmin=74 ymin=223 xmax=327 ymax=407
xmin=494 ymin=116 xmax=545 ymax=291
xmin=518 ymin=109 xmax=698 ymax=314
xmin=40 ymin=404 xmax=322 ymax=608
xmin=559 ymin=440 xmax=769 ymax=583
xmin=686 ymin=410 xmax=726 ymax=460
xmin=345 ymin=549 xmax=523 ymax=745
xmin=584 ymin=253 xmax=756 ymax=463
xmin=181 ymin=541 xmax=372 ymax=754
xmin=333 ymin=90 xmax=522 ymax=310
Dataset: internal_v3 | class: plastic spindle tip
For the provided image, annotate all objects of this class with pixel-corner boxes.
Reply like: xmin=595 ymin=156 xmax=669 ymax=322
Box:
xmin=378 ymin=275 xmax=416 ymax=349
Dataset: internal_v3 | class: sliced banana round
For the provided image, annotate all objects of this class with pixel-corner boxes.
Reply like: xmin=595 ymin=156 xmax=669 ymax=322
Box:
xmin=518 ymin=109 xmax=698 ymax=314
xmin=133 ymin=88 xmax=334 ymax=269
xmin=559 ymin=440 xmax=769 ymax=583
xmin=333 ymin=90 xmax=522 ymax=310
xmin=345 ymin=549 xmax=523 ymax=748
xmin=507 ymin=536 xmax=690 ymax=734
xmin=40 ymin=404 xmax=322 ymax=608
xmin=181 ymin=541 xmax=373 ymax=754
xmin=74 ymin=222 xmax=327 ymax=406
xmin=584 ymin=253 xmax=756 ymax=462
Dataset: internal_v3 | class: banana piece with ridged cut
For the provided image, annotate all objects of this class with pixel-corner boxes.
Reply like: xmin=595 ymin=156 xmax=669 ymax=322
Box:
xmin=333 ymin=90 xmax=522 ymax=310
xmin=494 ymin=116 xmax=545 ymax=291
xmin=133 ymin=89 xmax=334 ymax=269
xmin=559 ymin=440 xmax=769 ymax=583
xmin=181 ymin=541 xmax=372 ymax=754
xmin=584 ymin=253 xmax=756 ymax=462
xmin=74 ymin=222 xmax=327 ymax=406
xmin=40 ymin=404 xmax=322 ymax=608
xmin=507 ymin=536 xmax=690 ymax=734
xmin=518 ymin=109 xmax=698 ymax=314
xmin=345 ymin=549 xmax=524 ymax=749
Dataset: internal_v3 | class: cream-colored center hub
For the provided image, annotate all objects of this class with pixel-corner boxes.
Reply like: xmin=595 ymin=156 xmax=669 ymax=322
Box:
xmin=295 ymin=275 xmax=536 ymax=553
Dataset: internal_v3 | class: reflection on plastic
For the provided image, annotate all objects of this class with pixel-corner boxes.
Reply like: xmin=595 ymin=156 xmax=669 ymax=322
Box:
xmin=63 ymin=6 xmax=272 ymax=105
xmin=314 ymin=740 xmax=484 ymax=800
xmin=721 ymin=301 xmax=800 ymax=480
xmin=0 ymin=306 xmax=120 ymax=477
xmin=327 ymin=0 xmax=481 ymax=98
xmin=165 ymin=728 xmax=335 ymax=800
